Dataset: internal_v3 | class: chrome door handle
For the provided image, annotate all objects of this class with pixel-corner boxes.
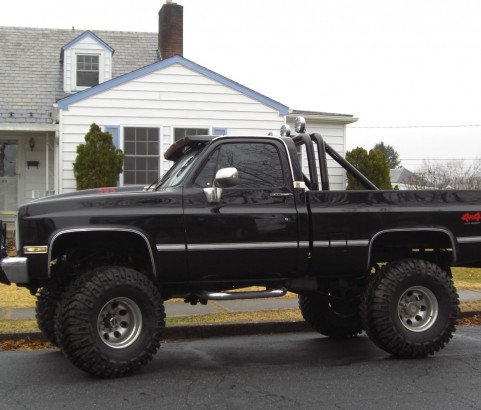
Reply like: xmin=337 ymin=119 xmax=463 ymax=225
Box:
xmin=269 ymin=192 xmax=293 ymax=198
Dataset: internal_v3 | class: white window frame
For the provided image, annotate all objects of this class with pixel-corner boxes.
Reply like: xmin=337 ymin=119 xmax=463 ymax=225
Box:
xmin=71 ymin=50 xmax=105 ymax=92
xmin=122 ymin=126 xmax=162 ymax=186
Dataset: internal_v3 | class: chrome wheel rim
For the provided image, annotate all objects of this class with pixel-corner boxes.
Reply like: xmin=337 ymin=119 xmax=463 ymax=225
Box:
xmin=398 ymin=286 xmax=438 ymax=332
xmin=97 ymin=297 xmax=143 ymax=349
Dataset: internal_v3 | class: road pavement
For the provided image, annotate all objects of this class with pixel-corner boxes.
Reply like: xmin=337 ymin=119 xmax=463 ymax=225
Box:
xmin=1 ymin=328 xmax=481 ymax=409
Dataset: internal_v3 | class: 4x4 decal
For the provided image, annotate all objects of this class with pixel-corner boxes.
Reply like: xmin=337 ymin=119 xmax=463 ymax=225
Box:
xmin=461 ymin=212 xmax=481 ymax=224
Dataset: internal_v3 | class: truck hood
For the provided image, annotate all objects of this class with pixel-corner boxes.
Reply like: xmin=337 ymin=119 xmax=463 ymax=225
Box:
xmin=31 ymin=185 xmax=146 ymax=203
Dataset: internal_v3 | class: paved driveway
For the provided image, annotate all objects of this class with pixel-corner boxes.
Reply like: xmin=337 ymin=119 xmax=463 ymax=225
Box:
xmin=1 ymin=328 xmax=481 ymax=409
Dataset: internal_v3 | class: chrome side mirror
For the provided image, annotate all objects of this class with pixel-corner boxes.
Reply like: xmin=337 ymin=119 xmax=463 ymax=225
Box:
xmin=203 ymin=167 xmax=239 ymax=203
xmin=213 ymin=167 xmax=239 ymax=188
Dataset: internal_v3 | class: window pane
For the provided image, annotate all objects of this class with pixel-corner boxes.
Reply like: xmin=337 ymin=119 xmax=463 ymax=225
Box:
xmin=147 ymin=157 xmax=159 ymax=169
xmin=174 ymin=128 xmax=185 ymax=141
xmin=147 ymin=171 xmax=158 ymax=184
xmin=76 ymin=55 xmax=99 ymax=87
xmin=147 ymin=141 xmax=159 ymax=155
xmin=136 ymin=141 xmax=147 ymax=155
xmin=124 ymin=171 xmax=135 ymax=185
xmin=124 ymin=127 xmax=135 ymax=141
xmin=77 ymin=71 xmax=99 ymax=87
xmin=136 ymin=128 xmax=147 ymax=141
xmin=124 ymin=142 xmax=135 ymax=155
xmin=217 ymin=143 xmax=284 ymax=188
xmin=193 ymin=149 xmax=219 ymax=187
xmin=174 ymin=128 xmax=209 ymax=142
xmin=147 ymin=129 xmax=159 ymax=141
xmin=124 ymin=157 xmax=135 ymax=170
xmin=136 ymin=157 xmax=147 ymax=171
xmin=123 ymin=127 xmax=160 ymax=185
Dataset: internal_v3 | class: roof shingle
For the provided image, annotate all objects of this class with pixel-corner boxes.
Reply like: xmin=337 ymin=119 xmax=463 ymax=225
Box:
xmin=0 ymin=26 xmax=159 ymax=124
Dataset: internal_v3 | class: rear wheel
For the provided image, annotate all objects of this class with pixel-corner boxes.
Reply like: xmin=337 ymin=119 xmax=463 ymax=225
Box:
xmin=299 ymin=294 xmax=362 ymax=338
xmin=360 ymin=259 xmax=459 ymax=358
xmin=56 ymin=266 xmax=165 ymax=378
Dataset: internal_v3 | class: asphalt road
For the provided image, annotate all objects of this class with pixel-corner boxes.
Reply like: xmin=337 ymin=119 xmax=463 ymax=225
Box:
xmin=2 ymin=328 xmax=481 ymax=410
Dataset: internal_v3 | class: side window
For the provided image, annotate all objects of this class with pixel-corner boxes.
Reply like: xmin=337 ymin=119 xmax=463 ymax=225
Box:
xmin=194 ymin=142 xmax=285 ymax=188
xmin=194 ymin=149 xmax=220 ymax=187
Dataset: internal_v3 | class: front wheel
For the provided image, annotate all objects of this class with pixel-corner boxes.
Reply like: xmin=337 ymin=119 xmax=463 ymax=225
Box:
xmin=56 ymin=266 xmax=165 ymax=377
xmin=360 ymin=259 xmax=459 ymax=358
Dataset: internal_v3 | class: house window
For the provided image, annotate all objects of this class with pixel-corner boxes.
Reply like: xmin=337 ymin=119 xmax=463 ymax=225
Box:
xmin=76 ymin=55 xmax=99 ymax=87
xmin=124 ymin=127 xmax=160 ymax=185
xmin=174 ymin=128 xmax=209 ymax=142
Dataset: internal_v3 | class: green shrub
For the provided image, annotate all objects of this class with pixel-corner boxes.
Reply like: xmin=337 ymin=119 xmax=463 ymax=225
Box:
xmin=73 ymin=123 xmax=125 ymax=190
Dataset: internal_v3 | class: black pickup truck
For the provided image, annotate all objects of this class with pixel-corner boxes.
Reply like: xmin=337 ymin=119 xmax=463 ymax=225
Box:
xmin=1 ymin=117 xmax=480 ymax=377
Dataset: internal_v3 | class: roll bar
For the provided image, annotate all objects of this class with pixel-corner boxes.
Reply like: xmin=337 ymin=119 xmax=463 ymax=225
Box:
xmin=292 ymin=130 xmax=379 ymax=191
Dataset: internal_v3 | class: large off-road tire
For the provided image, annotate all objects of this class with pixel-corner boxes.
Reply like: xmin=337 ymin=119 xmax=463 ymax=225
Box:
xmin=360 ymin=259 xmax=459 ymax=358
xmin=56 ymin=266 xmax=165 ymax=378
xmin=36 ymin=286 xmax=65 ymax=347
xmin=299 ymin=294 xmax=363 ymax=338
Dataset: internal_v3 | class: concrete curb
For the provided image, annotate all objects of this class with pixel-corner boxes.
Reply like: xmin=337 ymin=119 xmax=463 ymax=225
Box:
xmin=1 ymin=311 xmax=480 ymax=343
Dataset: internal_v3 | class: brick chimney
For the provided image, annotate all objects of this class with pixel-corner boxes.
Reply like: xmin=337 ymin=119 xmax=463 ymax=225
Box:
xmin=158 ymin=1 xmax=183 ymax=59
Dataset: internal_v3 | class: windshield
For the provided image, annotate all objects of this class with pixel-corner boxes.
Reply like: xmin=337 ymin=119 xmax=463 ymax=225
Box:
xmin=156 ymin=147 xmax=205 ymax=189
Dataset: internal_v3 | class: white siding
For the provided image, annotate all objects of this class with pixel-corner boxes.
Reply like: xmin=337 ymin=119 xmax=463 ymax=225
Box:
xmin=59 ymin=63 xmax=285 ymax=193
xmin=286 ymin=119 xmax=347 ymax=190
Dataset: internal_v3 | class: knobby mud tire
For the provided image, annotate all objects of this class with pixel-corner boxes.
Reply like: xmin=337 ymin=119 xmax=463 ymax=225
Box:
xmin=299 ymin=294 xmax=363 ymax=338
xmin=36 ymin=286 xmax=65 ymax=347
xmin=360 ymin=259 xmax=459 ymax=358
xmin=56 ymin=266 xmax=165 ymax=378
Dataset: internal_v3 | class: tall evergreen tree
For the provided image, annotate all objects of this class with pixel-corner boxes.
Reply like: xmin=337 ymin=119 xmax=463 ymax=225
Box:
xmin=373 ymin=141 xmax=401 ymax=169
xmin=73 ymin=123 xmax=125 ymax=190
xmin=346 ymin=147 xmax=392 ymax=190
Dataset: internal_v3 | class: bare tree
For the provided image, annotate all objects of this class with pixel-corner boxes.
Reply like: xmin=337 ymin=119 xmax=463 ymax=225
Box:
xmin=406 ymin=159 xmax=481 ymax=190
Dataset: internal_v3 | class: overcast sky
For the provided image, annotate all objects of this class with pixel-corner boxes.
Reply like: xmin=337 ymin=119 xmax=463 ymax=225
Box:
xmin=3 ymin=0 xmax=481 ymax=169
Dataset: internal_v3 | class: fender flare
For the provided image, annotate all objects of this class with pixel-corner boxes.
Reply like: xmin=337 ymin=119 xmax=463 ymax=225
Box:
xmin=367 ymin=227 xmax=457 ymax=269
xmin=48 ymin=227 xmax=157 ymax=277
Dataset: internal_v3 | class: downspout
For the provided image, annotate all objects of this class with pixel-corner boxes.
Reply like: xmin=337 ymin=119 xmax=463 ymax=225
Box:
xmin=45 ymin=133 xmax=49 ymax=194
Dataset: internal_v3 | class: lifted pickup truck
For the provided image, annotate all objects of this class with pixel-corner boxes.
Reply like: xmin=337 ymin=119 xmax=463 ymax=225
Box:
xmin=1 ymin=117 xmax=479 ymax=377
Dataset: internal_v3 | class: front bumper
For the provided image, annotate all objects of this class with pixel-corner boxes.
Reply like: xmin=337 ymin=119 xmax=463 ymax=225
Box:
xmin=0 ymin=257 xmax=28 ymax=285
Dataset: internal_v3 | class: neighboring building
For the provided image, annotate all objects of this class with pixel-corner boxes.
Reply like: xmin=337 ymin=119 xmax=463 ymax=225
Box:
xmin=0 ymin=1 xmax=357 ymax=223
xmin=287 ymin=110 xmax=357 ymax=190
xmin=390 ymin=167 xmax=419 ymax=190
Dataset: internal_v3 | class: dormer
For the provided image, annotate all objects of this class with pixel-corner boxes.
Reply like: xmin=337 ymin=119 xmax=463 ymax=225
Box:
xmin=61 ymin=31 xmax=114 ymax=93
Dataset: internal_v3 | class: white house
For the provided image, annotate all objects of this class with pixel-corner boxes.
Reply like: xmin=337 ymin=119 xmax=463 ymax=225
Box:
xmin=0 ymin=1 xmax=357 ymax=224
xmin=55 ymin=55 xmax=291 ymax=192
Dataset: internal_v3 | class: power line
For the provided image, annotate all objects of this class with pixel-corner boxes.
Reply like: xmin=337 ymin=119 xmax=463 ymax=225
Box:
xmin=401 ymin=158 xmax=480 ymax=161
xmin=349 ymin=124 xmax=481 ymax=129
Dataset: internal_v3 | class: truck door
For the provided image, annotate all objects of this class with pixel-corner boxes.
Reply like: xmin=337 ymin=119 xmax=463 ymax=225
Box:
xmin=182 ymin=139 xmax=300 ymax=281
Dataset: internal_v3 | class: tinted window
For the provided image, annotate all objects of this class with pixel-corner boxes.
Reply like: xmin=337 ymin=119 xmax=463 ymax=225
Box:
xmin=194 ymin=143 xmax=285 ymax=188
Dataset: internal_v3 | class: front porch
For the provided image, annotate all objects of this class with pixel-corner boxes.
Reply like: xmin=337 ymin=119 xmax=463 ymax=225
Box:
xmin=0 ymin=124 xmax=57 ymax=222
